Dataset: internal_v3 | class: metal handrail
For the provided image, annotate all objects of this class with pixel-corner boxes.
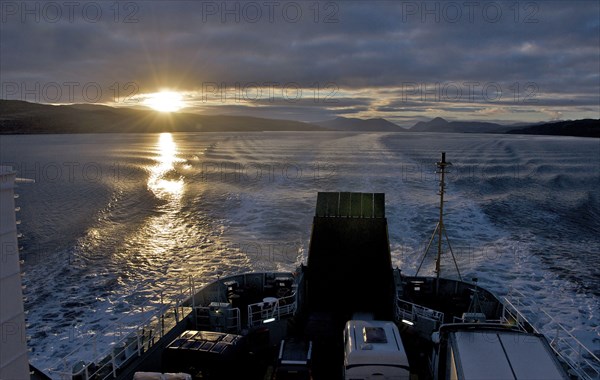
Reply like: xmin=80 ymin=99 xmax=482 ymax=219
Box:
xmin=47 ymin=282 xmax=194 ymax=380
xmin=194 ymin=305 xmax=241 ymax=332
xmin=396 ymin=298 xmax=445 ymax=324
xmin=51 ymin=305 xmax=191 ymax=380
xmin=501 ymin=297 xmax=531 ymax=332
xmin=247 ymin=293 xmax=297 ymax=327
xmin=504 ymin=289 xmax=600 ymax=380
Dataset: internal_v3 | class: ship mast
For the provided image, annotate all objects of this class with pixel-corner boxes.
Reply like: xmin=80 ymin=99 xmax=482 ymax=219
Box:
xmin=415 ymin=152 xmax=462 ymax=285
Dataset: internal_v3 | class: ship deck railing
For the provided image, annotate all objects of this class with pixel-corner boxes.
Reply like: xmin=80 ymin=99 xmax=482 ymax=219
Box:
xmin=48 ymin=281 xmax=195 ymax=380
xmin=395 ymin=298 xmax=445 ymax=328
xmin=194 ymin=305 xmax=242 ymax=332
xmin=503 ymin=288 xmax=600 ymax=380
xmin=247 ymin=293 xmax=297 ymax=328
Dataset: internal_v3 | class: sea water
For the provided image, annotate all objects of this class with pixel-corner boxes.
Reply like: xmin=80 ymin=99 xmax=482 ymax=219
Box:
xmin=1 ymin=132 xmax=598 ymax=375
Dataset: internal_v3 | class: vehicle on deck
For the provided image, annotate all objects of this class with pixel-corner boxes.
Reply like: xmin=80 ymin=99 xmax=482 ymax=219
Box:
xmin=343 ymin=319 xmax=410 ymax=380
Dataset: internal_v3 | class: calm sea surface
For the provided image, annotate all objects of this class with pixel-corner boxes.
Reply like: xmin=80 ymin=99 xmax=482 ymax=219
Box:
xmin=1 ymin=132 xmax=598 ymax=373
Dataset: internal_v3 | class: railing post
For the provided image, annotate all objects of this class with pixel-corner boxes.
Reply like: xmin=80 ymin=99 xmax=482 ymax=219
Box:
xmin=137 ymin=330 xmax=142 ymax=357
xmin=247 ymin=305 xmax=253 ymax=327
xmin=190 ymin=276 xmax=196 ymax=309
xmin=160 ymin=291 xmax=165 ymax=337
xmin=62 ymin=359 xmax=67 ymax=379
xmin=111 ymin=353 xmax=117 ymax=378
xmin=93 ymin=335 xmax=97 ymax=362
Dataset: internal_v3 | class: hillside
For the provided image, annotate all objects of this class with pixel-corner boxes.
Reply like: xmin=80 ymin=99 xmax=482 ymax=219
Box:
xmin=315 ymin=117 xmax=404 ymax=132
xmin=0 ymin=100 xmax=324 ymax=134
xmin=2 ymin=100 xmax=598 ymax=137
xmin=410 ymin=117 xmax=520 ymax=134
xmin=507 ymin=119 xmax=600 ymax=138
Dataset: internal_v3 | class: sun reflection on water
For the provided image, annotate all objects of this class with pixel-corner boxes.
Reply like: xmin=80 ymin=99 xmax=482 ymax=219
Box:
xmin=147 ymin=133 xmax=184 ymax=199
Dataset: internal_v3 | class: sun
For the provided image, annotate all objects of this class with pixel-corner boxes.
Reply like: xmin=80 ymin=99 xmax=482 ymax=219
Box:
xmin=144 ymin=91 xmax=185 ymax=112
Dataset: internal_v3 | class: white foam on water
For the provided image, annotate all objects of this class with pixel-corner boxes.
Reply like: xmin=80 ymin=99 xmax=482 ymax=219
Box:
xmin=2 ymin=132 xmax=597 ymax=376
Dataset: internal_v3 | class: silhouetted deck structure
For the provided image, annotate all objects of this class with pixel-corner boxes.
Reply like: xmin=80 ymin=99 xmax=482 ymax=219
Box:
xmin=305 ymin=192 xmax=395 ymax=322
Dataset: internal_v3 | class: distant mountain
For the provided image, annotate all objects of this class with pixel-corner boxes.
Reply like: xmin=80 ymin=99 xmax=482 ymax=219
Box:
xmin=3 ymin=100 xmax=596 ymax=137
xmin=410 ymin=117 xmax=519 ymax=133
xmin=315 ymin=117 xmax=404 ymax=132
xmin=411 ymin=117 xmax=450 ymax=131
xmin=66 ymin=103 xmax=121 ymax=112
xmin=507 ymin=119 xmax=600 ymax=138
xmin=408 ymin=117 xmax=599 ymax=137
xmin=0 ymin=100 xmax=324 ymax=134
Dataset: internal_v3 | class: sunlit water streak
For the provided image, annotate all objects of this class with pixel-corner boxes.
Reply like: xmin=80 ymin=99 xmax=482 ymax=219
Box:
xmin=0 ymin=132 xmax=598 ymax=374
xmin=147 ymin=133 xmax=184 ymax=200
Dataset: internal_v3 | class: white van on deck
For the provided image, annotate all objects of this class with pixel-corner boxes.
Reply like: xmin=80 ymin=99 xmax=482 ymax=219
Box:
xmin=343 ymin=320 xmax=410 ymax=380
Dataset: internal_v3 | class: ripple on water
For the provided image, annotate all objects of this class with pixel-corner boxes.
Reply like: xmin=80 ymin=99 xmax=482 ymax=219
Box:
xmin=2 ymin=132 xmax=597 ymax=374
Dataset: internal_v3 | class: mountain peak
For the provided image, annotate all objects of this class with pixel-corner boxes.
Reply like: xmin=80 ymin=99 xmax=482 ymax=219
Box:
xmin=315 ymin=116 xmax=402 ymax=132
xmin=430 ymin=117 xmax=448 ymax=125
xmin=411 ymin=117 xmax=449 ymax=130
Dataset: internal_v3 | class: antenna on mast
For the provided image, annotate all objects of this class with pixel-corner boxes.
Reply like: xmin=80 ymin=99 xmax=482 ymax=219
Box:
xmin=415 ymin=152 xmax=462 ymax=283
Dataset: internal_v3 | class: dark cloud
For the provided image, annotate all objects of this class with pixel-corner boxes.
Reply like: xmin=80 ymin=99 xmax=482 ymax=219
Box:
xmin=1 ymin=0 xmax=598 ymax=123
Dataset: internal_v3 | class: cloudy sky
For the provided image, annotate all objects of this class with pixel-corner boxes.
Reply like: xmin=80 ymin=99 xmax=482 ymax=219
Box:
xmin=1 ymin=0 xmax=598 ymax=126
